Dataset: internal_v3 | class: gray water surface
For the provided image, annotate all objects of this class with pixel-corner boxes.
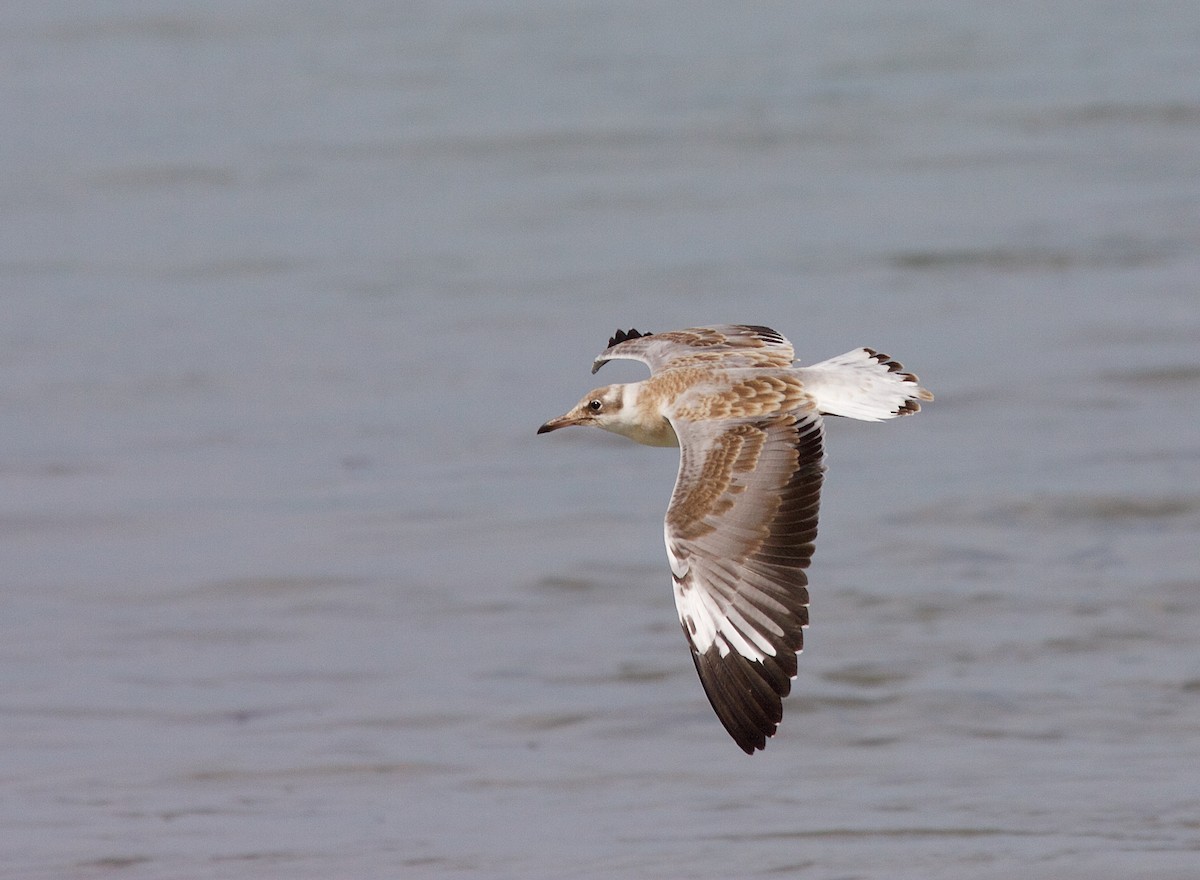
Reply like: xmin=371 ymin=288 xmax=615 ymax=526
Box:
xmin=4 ymin=2 xmax=1199 ymax=878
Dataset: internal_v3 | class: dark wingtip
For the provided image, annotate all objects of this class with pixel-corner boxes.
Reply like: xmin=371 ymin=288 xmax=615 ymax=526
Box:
xmin=606 ymin=328 xmax=652 ymax=349
xmin=741 ymin=324 xmax=785 ymax=344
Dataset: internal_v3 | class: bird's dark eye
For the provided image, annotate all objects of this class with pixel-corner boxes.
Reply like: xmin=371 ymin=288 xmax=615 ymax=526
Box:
xmin=588 ymin=399 xmax=603 ymax=412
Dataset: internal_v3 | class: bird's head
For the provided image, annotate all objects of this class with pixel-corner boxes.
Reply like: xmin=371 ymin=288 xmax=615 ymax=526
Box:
xmin=537 ymin=384 xmax=626 ymax=435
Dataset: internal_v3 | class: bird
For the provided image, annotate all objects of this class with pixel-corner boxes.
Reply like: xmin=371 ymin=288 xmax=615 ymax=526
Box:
xmin=537 ymin=324 xmax=932 ymax=753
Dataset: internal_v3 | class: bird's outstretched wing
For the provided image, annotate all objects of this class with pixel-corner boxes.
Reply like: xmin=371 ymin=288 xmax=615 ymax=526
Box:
xmin=664 ymin=405 xmax=825 ymax=753
xmin=593 ymin=325 xmax=796 ymax=375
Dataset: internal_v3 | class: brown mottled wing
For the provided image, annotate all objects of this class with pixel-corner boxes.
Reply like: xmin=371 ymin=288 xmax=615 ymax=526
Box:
xmin=592 ymin=325 xmax=795 ymax=375
xmin=664 ymin=406 xmax=825 ymax=753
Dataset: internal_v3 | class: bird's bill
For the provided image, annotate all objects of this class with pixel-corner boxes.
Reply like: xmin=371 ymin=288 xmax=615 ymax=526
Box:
xmin=537 ymin=411 xmax=583 ymax=434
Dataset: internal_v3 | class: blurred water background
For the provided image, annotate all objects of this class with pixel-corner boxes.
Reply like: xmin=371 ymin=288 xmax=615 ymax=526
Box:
xmin=3 ymin=2 xmax=1199 ymax=878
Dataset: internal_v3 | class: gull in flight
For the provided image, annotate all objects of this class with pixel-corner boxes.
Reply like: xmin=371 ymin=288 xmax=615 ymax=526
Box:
xmin=538 ymin=325 xmax=933 ymax=753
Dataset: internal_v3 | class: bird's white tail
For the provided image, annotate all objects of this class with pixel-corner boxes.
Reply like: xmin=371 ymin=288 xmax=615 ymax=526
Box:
xmin=796 ymin=348 xmax=933 ymax=421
